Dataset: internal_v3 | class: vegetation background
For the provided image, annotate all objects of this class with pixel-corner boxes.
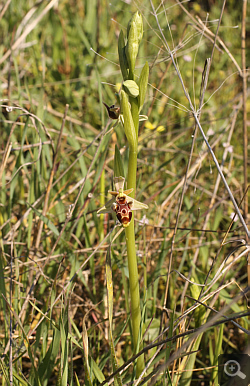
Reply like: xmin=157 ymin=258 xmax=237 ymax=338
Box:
xmin=0 ymin=0 xmax=249 ymax=385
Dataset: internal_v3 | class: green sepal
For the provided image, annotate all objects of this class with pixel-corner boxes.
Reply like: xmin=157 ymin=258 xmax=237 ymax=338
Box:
xmin=114 ymin=145 xmax=125 ymax=178
xmin=121 ymin=90 xmax=137 ymax=151
xmin=138 ymin=61 xmax=149 ymax=112
xmin=123 ymin=80 xmax=139 ymax=98
xmin=118 ymin=30 xmax=128 ymax=81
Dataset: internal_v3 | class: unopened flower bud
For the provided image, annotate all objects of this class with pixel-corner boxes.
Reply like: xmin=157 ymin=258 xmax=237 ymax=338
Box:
xmin=125 ymin=21 xmax=139 ymax=74
xmin=123 ymin=80 xmax=139 ymax=98
xmin=127 ymin=12 xmax=143 ymax=44
xmin=103 ymin=102 xmax=120 ymax=120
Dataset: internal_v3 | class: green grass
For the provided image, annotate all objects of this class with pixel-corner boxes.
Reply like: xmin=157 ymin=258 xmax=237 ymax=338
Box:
xmin=0 ymin=1 xmax=249 ymax=385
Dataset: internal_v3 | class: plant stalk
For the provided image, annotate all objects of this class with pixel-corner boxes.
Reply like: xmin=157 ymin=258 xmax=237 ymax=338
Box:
xmin=125 ymin=150 xmax=145 ymax=376
xmin=118 ymin=12 xmax=147 ymax=378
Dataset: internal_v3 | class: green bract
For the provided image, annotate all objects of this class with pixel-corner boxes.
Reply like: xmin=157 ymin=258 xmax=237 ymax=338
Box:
xmin=120 ymin=90 xmax=137 ymax=151
xmin=123 ymin=80 xmax=139 ymax=98
xmin=138 ymin=61 xmax=149 ymax=112
xmin=118 ymin=30 xmax=128 ymax=81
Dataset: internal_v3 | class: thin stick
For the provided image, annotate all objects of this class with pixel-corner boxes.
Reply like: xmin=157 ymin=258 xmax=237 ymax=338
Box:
xmin=0 ymin=142 xmax=12 ymax=180
xmin=241 ymin=0 xmax=250 ymax=307
xmin=0 ymin=0 xmax=11 ymax=20
xmin=241 ymin=0 xmax=248 ymax=222
xmin=9 ymin=236 xmax=14 ymax=385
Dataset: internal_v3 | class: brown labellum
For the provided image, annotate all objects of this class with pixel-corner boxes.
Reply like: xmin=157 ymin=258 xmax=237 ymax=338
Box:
xmin=112 ymin=196 xmax=133 ymax=227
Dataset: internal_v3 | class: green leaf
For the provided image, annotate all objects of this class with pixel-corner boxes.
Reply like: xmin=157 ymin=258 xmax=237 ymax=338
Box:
xmin=74 ymin=373 xmax=81 ymax=386
xmin=82 ymin=317 xmax=93 ymax=386
xmin=123 ymin=80 xmax=139 ymax=98
xmin=38 ymin=328 xmax=60 ymax=382
xmin=179 ymin=334 xmax=203 ymax=386
xmin=213 ymin=206 xmax=223 ymax=230
xmin=138 ymin=61 xmax=149 ymax=112
xmin=144 ymin=318 xmax=160 ymax=341
xmin=114 ymin=145 xmax=125 ymax=178
xmin=190 ymin=277 xmax=206 ymax=327
xmin=91 ymin=358 xmax=105 ymax=383
xmin=60 ymin=315 xmax=68 ymax=386
xmin=210 ymin=324 xmax=224 ymax=385
xmin=12 ymin=371 xmax=29 ymax=385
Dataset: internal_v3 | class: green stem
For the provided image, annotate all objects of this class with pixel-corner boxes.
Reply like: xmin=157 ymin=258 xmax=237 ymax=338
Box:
xmin=125 ymin=150 xmax=145 ymax=376
xmin=99 ymin=170 xmax=105 ymax=241
xmin=127 ymin=150 xmax=137 ymax=199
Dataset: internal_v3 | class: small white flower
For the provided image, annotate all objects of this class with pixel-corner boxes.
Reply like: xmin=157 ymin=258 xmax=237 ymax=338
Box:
xmin=207 ymin=128 xmax=215 ymax=136
xmin=223 ymin=142 xmax=233 ymax=153
xmin=230 ymin=212 xmax=239 ymax=222
xmin=183 ymin=55 xmax=192 ymax=62
xmin=139 ymin=215 xmax=149 ymax=226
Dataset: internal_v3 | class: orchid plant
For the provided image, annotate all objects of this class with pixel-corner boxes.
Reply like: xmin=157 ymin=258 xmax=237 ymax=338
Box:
xmin=100 ymin=12 xmax=149 ymax=379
